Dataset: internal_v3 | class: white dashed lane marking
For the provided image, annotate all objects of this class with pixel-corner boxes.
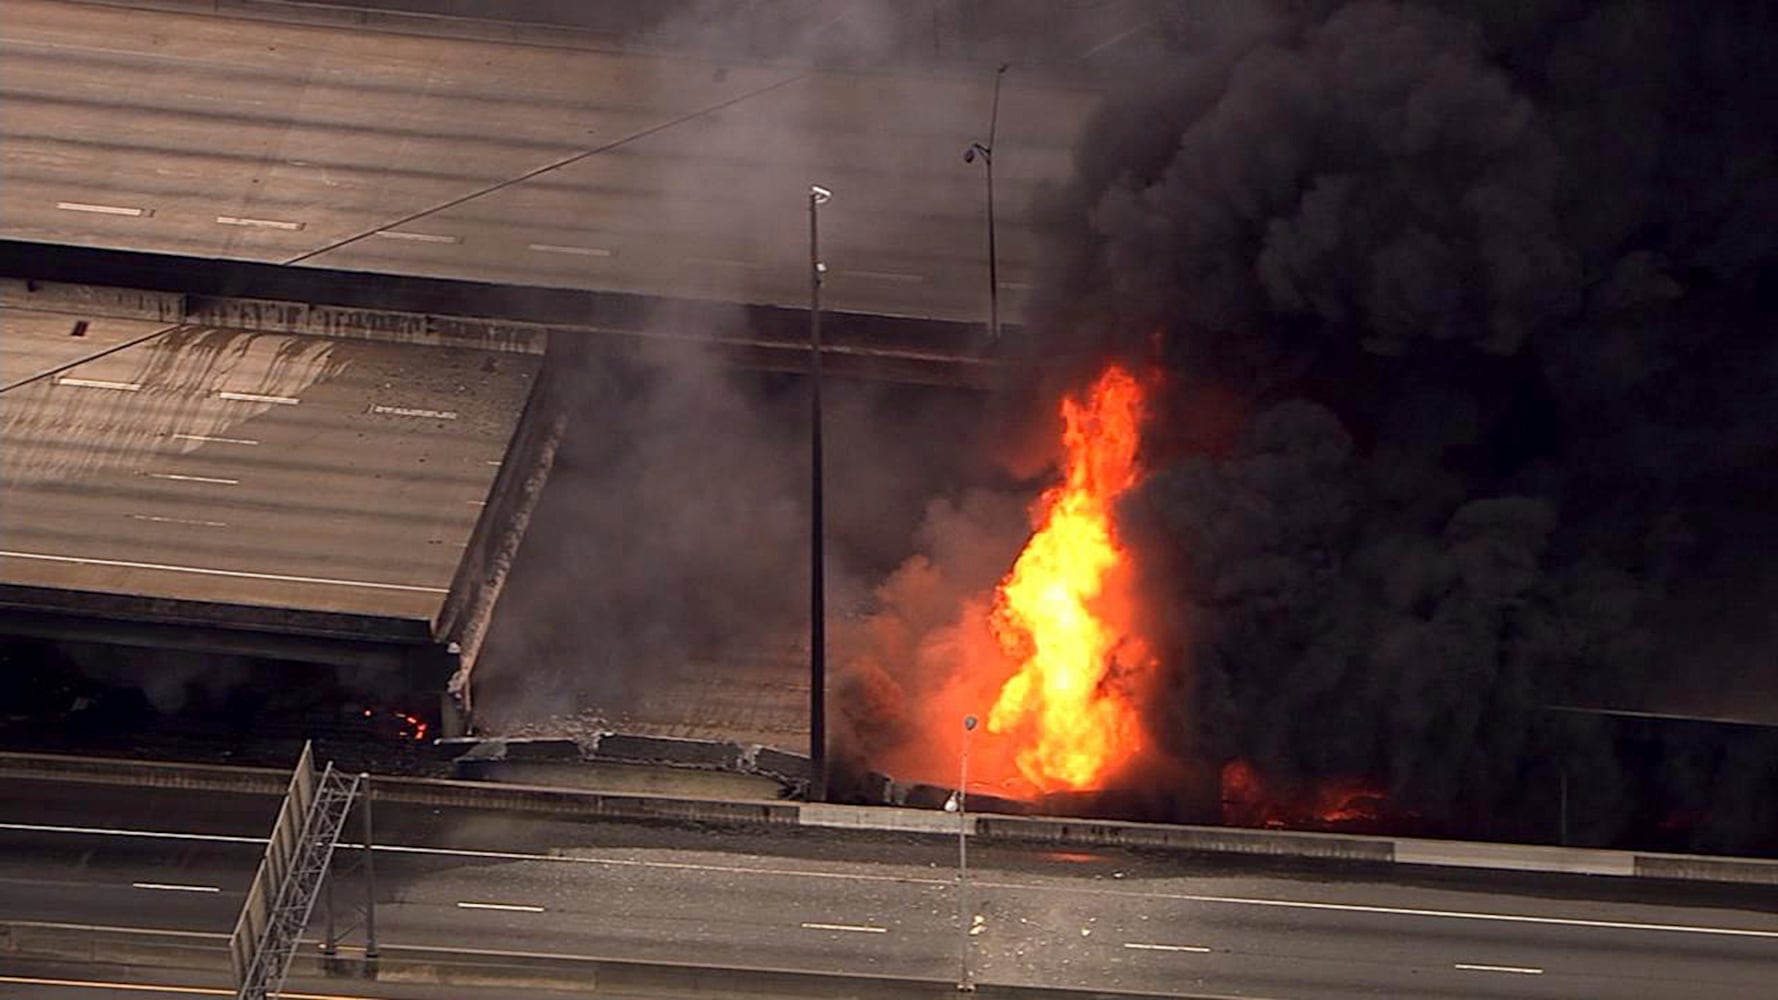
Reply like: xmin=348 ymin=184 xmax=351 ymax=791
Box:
xmin=55 ymin=377 xmax=141 ymax=391
xmin=801 ymin=922 xmax=887 ymax=934
xmin=215 ymin=215 xmax=303 ymax=230
xmin=215 ymin=390 xmax=299 ymax=405
xmin=1454 ymin=963 xmax=1544 ymax=975
xmin=370 ymin=404 xmax=457 ymax=420
xmin=375 ymin=230 xmax=460 ymax=244
xmin=147 ymin=473 xmax=237 ymax=485
xmin=56 ymin=201 xmax=151 ymax=217
xmin=129 ymin=514 xmax=227 ymax=528
xmin=528 ymin=243 xmax=611 ymax=257
xmin=841 ymin=269 xmax=924 ymax=283
xmin=170 ymin=433 xmax=259 ymax=446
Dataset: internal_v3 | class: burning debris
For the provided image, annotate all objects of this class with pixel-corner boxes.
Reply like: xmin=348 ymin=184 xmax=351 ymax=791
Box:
xmin=983 ymin=364 xmax=1155 ymax=793
xmin=846 ymin=1 xmax=1778 ymax=855
xmin=840 ymin=364 xmax=1162 ymax=801
xmin=364 ymin=707 xmax=430 ymax=743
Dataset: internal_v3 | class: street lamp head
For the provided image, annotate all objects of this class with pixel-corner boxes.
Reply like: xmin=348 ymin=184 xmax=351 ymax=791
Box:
xmin=964 ymin=142 xmax=990 ymax=165
xmin=944 ymin=791 xmax=961 ymax=813
xmin=810 ymin=184 xmax=832 ymax=205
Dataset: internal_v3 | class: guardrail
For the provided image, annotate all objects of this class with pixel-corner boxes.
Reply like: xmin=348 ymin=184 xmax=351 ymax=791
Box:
xmin=4 ymin=750 xmax=1776 ymax=886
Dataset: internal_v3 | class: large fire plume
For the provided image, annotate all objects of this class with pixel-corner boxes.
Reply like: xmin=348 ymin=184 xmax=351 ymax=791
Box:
xmin=981 ymin=364 xmax=1157 ymax=794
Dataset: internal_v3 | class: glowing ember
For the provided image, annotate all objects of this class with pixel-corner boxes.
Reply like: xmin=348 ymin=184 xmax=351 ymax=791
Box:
xmin=1220 ymin=759 xmax=1387 ymax=830
xmin=984 ymin=365 xmax=1156 ymax=792
xmin=364 ymin=707 xmax=430 ymax=742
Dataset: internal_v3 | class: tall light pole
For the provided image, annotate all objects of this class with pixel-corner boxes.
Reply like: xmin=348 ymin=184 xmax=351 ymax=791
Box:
xmin=808 ymin=183 xmax=832 ymax=804
xmin=964 ymin=64 xmax=1009 ymax=342
xmin=945 ymin=714 xmax=980 ymax=991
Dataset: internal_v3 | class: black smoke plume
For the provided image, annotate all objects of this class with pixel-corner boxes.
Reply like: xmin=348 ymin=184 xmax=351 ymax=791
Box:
xmin=1027 ymin=1 xmax=1778 ymax=853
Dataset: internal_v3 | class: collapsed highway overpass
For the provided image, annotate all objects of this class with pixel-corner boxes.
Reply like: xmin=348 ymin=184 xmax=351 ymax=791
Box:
xmin=0 ymin=240 xmax=1005 ymax=745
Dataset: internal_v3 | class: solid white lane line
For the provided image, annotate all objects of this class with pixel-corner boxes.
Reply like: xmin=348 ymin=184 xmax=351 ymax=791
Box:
xmin=0 ymin=823 xmax=258 ymax=845
xmin=457 ymin=901 xmax=544 ymax=913
xmin=842 ymin=269 xmax=924 ymax=283
xmin=370 ymin=404 xmax=458 ymax=420
xmin=55 ymin=376 xmax=142 ymax=391
xmin=686 ymin=256 xmax=763 ymax=269
xmin=170 ymin=433 xmax=258 ymax=446
xmin=375 ymin=230 xmax=460 ymax=244
xmin=1125 ymin=942 xmax=1212 ymax=953
xmin=0 ymin=977 xmax=228 ymax=997
xmin=1454 ymin=963 xmax=1544 ymax=975
xmin=0 ymin=975 xmax=373 ymax=1000
xmin=131 ymin=882 xmax=220 ymax=893
xmin=56 ymin=201 xmax=151 ymax=217
xmin=801 ymin=922 xmax=886 ymax=934
xmin=215 ymin=215 xmax=304 ymax=230
xmin=528 ymin=243 xmax=611 ymax=257
xmin=0 ymin=552 xmax=450 ymax=594
xmin=129 ymin=514 xmax=228 ymax=528
xmin=215 ymin=390 xmax=298 ymax=405
xmin=146 ymin=473 xmax=237 ymax=485
xmin=1027 ymin=883 xmax=1778 ymax=941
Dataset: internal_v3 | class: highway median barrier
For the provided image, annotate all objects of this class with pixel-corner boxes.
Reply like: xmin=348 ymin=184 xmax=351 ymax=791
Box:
xmin=1632 ymin=852 xmax=1778 ymax=886
xmin=6 ymin=750 xmax=1778 ymax=887
xmin=975 ymin=814 xmax=1395 ymax=862
xmin=1392 ymin=838 xmax=1635 ymax=876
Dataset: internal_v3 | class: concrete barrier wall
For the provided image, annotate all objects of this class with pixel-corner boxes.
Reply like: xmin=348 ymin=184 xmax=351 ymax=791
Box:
xmin=801 ymin=802 xmax=973 ymax=835
xmin=1394 ymin=838 xmax=1635 ymax=876
xmin=188 ymin=296 xmax=547 ymax=354
xmin=2 ymin=279 xmax=548 ymax=354
xmin=0 ymin=920 xmax=225 ymax=970
xmin=977 ymin=815 xmax=1395 ymax=862
xmin=0 ymin=752 xmax=290 ymax=795
xmin=0 ymin=278 xmax=185 ymax=323
xmin=595 ymin=733 xmax=746 ymax=770
xmin=365 ymin=774 xmax=799 ymax=825
xmin=5 ymin=751 xmax=1776 ymax=886
xmin=1633 ymin=853 xmax=1778 ymax=886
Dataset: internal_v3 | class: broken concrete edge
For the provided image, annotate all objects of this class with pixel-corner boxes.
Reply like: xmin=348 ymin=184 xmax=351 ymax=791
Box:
xmin=0 ymin=279 xmax=546 ymax=355
xmin=0 ymin=919 xmax=1195 ymax=999
xmin=2 ymin=750 xmax=1775 ymax=886
xmin=437 ymin=733 xmax=814 ymax=788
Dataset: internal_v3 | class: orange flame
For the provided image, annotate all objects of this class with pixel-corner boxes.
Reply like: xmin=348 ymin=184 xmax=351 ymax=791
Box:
xmin=984 ymin=365 xmax=1155 ymax=792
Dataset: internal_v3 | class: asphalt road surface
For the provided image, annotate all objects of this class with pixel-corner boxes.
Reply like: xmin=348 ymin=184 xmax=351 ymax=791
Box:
xmin=0 ymin=313 xmax=534 ymax=617
xmin=0 ymin=0 xmax=1100 ymax=323
xmin=1 ymin=777 xmax=1774 ymax=998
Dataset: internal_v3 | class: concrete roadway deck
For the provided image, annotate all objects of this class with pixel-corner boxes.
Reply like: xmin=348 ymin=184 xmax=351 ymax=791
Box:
xmin=0 ymin=309 xmax=536 ymax=619
xmin=0 ymin=0 xmax=1098 ymax=322
xmin=2 ymin=779 xmax=1777 ymax=998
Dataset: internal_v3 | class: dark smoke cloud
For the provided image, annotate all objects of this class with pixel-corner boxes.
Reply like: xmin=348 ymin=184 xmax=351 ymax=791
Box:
xmin=1031 ymin=1 xmax=1778 ymax=852
xmin=474 ymin=333 xmax=996 ymax=734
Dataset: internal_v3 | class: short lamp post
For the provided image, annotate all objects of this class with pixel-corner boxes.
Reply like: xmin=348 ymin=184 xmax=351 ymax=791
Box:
xmin=944 ymin=714 xmax=980 ymax=991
